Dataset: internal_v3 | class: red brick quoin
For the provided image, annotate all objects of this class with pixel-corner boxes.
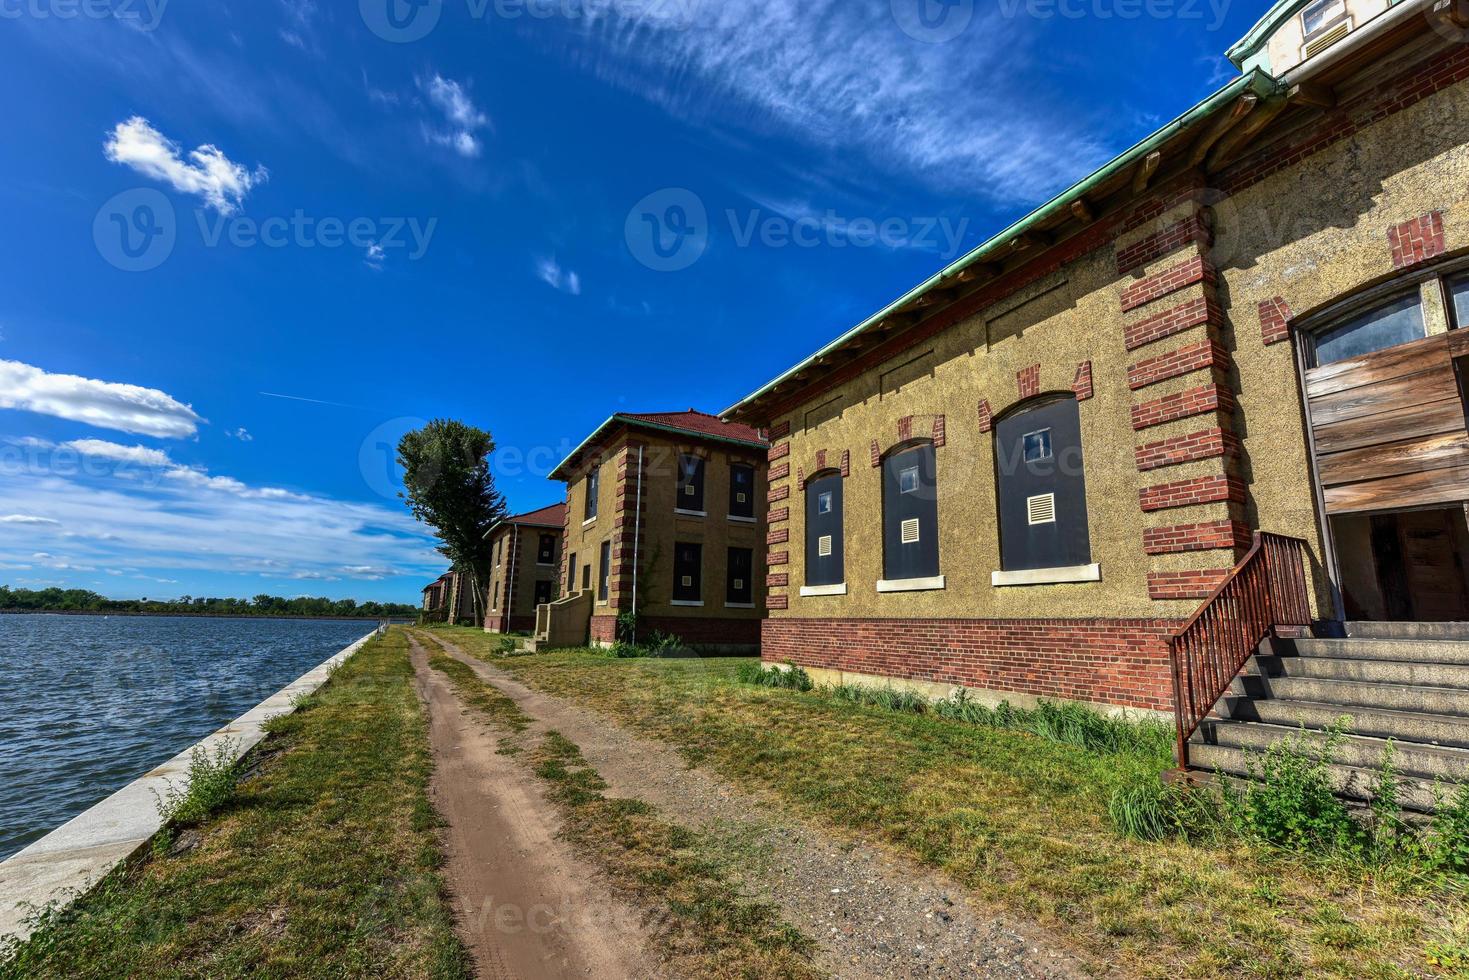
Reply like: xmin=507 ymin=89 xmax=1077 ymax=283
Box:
xmin=760 ymin=618 xmax=1182 ymax=712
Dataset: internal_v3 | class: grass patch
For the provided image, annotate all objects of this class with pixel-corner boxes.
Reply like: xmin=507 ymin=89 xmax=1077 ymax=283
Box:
xmin=736 ymin=661 xmax=814 ymax=692
xmin=153 ymin=738 xmax=244 ymax=830
xmin=480 ymin=647 xmax=1462 ymax=979
xmin=1 ymin=629 xmax=470 ymax=979
xmin=422 ymin=632 xmax=818 ymax=979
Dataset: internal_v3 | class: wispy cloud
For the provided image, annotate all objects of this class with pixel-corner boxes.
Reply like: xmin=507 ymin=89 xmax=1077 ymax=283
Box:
xmin=0 ymin=360 xmax=204 ymax=438
xmin=104 ymin=116 xmax=268 ymax=215
xmin=278 ymin=0 xmax=320 ymax=53
xmin=553 ymin=0 xmax=1111 ymax=203
xmin=63 ymin=439 xmax=173 ymax=467
xmin=227 ymin=427 xmax=254 ymax=442
xmin=418 ymin=74 xmax=490 ymax=158
xmin=0 ymin=515 xmax=59 ymax=526
xmin=536 ymin=257 xmax=582 ymax=296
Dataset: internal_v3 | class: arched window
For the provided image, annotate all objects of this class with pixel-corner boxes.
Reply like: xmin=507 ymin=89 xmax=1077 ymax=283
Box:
xmin=880 ymin=442 xmax=941 ymax=590
xmin=994 ymin=395 xmax=1094 ymax=579
xmin=803 ymin=470 xmax=845 ymax=592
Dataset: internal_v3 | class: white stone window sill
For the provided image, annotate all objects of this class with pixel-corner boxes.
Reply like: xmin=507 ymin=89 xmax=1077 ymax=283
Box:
xmin=675 ymin=509 xmax=707 ymax=518
xmin=877 ymin=576 xmax=946 ymax=593
xmin=724 ymin=601 xmax=757 ymax=609
xmin=596 ymin=600 xmax=610 ymax=607
xmin=727 ymin=514 xmax=758 ymax=524
xmin=537 ymin=561 xmax=556 ymax=567
xmin=799 ymin=583 xmax=848 ymax=597
xmin=582 ymin=517 xmax=598 ymax=527
xmin=991 ymin=563 xmax=1101 ymax=587
xmin=671 ymin=599 xmax=705 ymax=607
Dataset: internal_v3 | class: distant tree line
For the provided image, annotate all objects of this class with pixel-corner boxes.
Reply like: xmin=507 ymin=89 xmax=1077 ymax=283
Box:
xmin=0 ymin=586 xmax=418 ymax=619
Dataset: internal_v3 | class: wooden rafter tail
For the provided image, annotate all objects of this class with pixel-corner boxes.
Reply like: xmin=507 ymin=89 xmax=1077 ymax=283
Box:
xmin=1131 ymin=150 xmax=1162 ymax=194
xmin=1069 ymin=197 xmax=1096 ymax=224
xmin=1187 ymin=92 xmax=1258 ymax=167
xmin=1205 ymin=96 xmax=1289 ymax=172
xmin=1287 ymin=81 xmax=1337 ymax=109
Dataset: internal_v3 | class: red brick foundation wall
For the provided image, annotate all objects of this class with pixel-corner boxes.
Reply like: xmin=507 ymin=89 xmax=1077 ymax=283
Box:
xmin=762 ymin=617 xmax=1183 ymax=712
xmin=591 ymin=614 xmax=618 ymax=644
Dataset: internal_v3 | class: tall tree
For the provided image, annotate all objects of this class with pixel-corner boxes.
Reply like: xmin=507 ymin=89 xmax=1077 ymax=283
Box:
xmin=396 ymin=419 xmax=507 ymax=625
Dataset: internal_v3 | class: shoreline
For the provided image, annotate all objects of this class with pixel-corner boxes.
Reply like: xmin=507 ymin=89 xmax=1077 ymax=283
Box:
xmin=0 ymin=609 xmax=415 ymax=623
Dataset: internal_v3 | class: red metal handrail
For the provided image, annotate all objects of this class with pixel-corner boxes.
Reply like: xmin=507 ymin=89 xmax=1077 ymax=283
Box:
xmin=1169 ymin=532 xmax=1312 ymax=770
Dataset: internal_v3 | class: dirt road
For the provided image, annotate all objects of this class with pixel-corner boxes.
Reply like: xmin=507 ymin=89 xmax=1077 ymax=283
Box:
xmin=409 ymin=636 xmax=659 ymax=979
xmin=420 ymin=633 xmax=1085 ymax=980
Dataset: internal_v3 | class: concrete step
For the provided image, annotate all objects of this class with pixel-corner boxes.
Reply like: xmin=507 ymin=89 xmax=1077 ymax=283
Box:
xmin=1347 ymin=621 xmax=1469 ymax=641
xmin=1198 ymin=718 xmax=1469 ymax=783
xmin=1188 ymin=742 xmax=1451 ymax=813
xmin=1244 ymin=675 xmax=1469 ymax=717
xmin=1228 ymin=698 xmax=1469 ymax=749
xmin=1293 ymin=637 xmax=1469 ymax=665
xmin=1258 ymin=653 xmax=1469 ymax=691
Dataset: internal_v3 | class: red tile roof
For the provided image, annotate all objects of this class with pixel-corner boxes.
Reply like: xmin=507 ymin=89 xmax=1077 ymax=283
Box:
xmin=619 ymin=410 xmax=766 ymax=446
xmin=508 ymin=503 xmax=566 ymax=528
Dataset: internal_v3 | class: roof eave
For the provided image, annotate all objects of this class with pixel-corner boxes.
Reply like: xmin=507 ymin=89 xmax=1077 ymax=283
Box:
xmin=549 ymin=415 xmax=768 ymax=481
xmin=720 ymin=68 xmax=1282 ymax=424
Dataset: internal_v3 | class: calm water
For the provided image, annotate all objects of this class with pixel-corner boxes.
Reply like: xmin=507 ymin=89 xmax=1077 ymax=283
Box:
xmin=0 ymin=615 xmax=380 ymax=861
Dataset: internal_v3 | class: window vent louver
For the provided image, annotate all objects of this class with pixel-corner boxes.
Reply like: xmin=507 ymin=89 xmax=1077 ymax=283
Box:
xmin=818 ymin=535 xmax=833 ymax=557
xmin=681 ymin=575 xmax=693 ymax=588
xmin=1303 ymin=19 xmax=1350 ymax=58
xmin=1028 ymin=493 xmax=1057 ymax=526
xmin=900 ymin=518 xmax=921 ymax=544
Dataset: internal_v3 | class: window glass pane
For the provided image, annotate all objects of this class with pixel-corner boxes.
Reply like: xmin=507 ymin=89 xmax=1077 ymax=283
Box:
xmin=1450 ymin=274 xmax=1469 ymax=330
xmin=1023 ymin=429 xmax=1052 ymax=462
xmin=1302 ymin=0 xmax=1343 ymax=34
xmin=1313 ymin=293 xmax=1425 ymax=366
xmin=818 ymin=491 xmax=833 ymax=514
xmin=899 ymin=466 xmax=919 ymax=494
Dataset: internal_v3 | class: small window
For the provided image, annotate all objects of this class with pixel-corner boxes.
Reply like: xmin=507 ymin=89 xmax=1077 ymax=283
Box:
xmin=1301 ymin=0 xmax=1345 ymax=36
xmin=566 ymin=553 xmax=577 ymax=592
xmin=674 ymin=542 xmax=702 ymax=602
xmin=1027 ymin=493 xmax=1057 ymax=526
xmin=678 ymin=455 xmax=706 ymax=513
xmin=728 ymin=463 xmax=756 ymax=519
xmin=598 ymin=540 xmax=612 ymax=601
xmin=534 ymin=580 xmax=553 ymax=606
xmin=899 ymin=465 xmax=920 ymax=495
xmin=1450 ymin=273 xmax=1469 ymax=330
xmin=882 ymin=445 xmax=939 ymax=582
xmin=1023 ymin=429 xmax=1052 ymax=462
xmin=585 ymin=467 xmax=600 ymax=521
xmin=817 ymin=491 xmax=833 ymax=515
xmin=727 ymin=547 xmax=753 ymax=605
xmin=538 ymin=533 xmax=556 ymax=564
xmin=1312 ymin=293 xmax=1425 ymax=366
xmin=581 ymin=562 xmax=591 ymax=592
xmin=805 ymin=472 xmax=844 ymax=588
xmin=490 ymin=580 xmax=499 ymax=609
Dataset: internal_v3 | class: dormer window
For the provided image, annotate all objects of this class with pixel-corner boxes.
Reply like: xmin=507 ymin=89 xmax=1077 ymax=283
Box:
xmin=1301 ymin=0 xmax=1345 ymax=37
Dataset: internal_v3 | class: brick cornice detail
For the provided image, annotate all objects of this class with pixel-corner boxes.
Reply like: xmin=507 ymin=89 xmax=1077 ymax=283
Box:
xmin=1120 ymin=256 xmax=1214 ymax=313
xmin=1259 ymin=296 xmax=1293 ymax=347
xmin=1128 ymin=339 xmax=1229 ymax=390
xmin=1072 ymin=361 xmax=1094 ymax=401
xmin=1389 ymin=211 xmax=1446 ymax=269
xmin=1148 ymin=569 xmax=1231 ymax=600
xmin=1135 ymin=427 xmax=1238 ymax=472
xmin=1139 ymin=474 xmax=1247 ymax=512
xmin=1131 ymin=384 xmax=1233 ymax=431
xmin=1143 ymin=519 xmax=1252 ymax=555
xmin=1123 ymin=295 xmax=1221 ymax=351
xmin=1017 ymin=364 xmax=1041 ymax=400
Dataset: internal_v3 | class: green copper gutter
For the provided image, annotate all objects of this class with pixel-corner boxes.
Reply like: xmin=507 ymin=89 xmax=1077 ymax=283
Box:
xmin=549 ymin=414 xmax=769 ymax=482
xmin=721 ymin=68 xmax=1283 ymax=422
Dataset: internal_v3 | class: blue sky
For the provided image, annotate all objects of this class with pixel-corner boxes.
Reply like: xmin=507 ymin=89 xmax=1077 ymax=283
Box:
xmin=0 ymin=0 xmax=1260 ymax=603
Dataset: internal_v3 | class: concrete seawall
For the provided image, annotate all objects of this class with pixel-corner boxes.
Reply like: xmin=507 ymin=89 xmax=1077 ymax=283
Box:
xmin=0 ymin=629 xmax=378 ymax=946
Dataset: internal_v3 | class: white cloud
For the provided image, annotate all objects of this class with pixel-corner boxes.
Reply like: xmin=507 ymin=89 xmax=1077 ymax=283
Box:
xmin=0 ymin=515 xmax=59 ymax=526
xmin=536 ymin=257 xmax=582 ymax=296
xmin=555 ymin=0 xmax=1112 ymax=203
xmin=364 ymin=242 xmax=386 ymax=271
xmin=104 ymin=116 xmax=268 ymax=215
xmin=0 ymin=360 xmax=204 ymax=438
xmin=418 ymin=75 xmax=490 ymax=158
xmin=227 ymin=427 xmax=254 ymax=442
xmin=64 ymin=439 xmax=172 ymax=467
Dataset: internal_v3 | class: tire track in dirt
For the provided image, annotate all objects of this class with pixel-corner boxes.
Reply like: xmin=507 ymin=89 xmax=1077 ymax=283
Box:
xmin=409 ymin=636 xmax=661 ymax=980
xmin=426 ymin=634 xmax=1088 ymax=980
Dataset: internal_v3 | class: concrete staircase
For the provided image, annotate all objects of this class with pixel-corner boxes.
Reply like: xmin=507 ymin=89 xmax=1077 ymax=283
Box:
xmin=1190 ymin=622 xmax=1469 ymax=812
